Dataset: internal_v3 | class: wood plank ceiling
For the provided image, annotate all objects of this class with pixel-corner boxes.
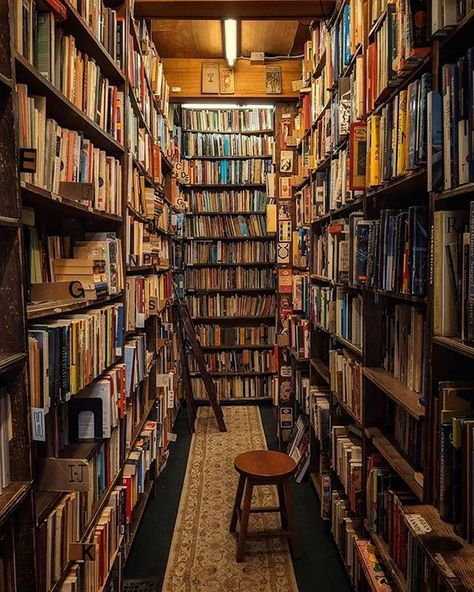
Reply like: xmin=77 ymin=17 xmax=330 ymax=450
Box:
xmin=151 ymin=19 xmax=310 ymax=58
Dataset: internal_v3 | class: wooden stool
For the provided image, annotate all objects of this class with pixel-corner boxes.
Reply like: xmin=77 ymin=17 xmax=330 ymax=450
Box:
xmin=229 ymin=450 xmax=300 ymax=562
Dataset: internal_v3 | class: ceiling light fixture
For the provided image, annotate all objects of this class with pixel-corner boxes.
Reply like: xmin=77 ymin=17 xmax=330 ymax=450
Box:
xmin=224 ymin=19 xmax=238 ymax=67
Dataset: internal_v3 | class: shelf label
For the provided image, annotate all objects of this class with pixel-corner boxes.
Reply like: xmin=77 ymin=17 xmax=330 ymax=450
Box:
xmin=38 ymin=458 xmax=90 ymax=492
xmin=433 ymin=554 xmax=457 ymax=580
xmin=69 ymin=543 xmax=97 ymax=562
xmin=405 ymin=513 xmax=432 ymax=535
xmin=31 ymin=408 xmax=46 ymax=441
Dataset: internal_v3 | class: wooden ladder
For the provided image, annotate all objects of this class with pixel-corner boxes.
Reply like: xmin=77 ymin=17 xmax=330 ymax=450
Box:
xmin=172 ymin=300 xmax=227 ymax=433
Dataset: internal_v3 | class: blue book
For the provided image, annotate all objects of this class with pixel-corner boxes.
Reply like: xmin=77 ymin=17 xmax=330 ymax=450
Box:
xmin=409 ymin=206 xmax=428 ymax=296
xmin=342 ymin=4 xmax=351 ymax=66
xmin=417 ymin=73 xmax=432 ymax=164
xmin=428 ymin=90 xmax=443 ymax=192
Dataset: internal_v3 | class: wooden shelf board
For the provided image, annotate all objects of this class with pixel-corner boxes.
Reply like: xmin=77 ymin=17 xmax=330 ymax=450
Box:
xmin=21 ymin=182 xmax=123 ymax=223
xmin=191 ymin=315 xmax=275 ymax=321
xmin=433 ymin=335 xmax=474 ymax=359
xmin=0 ymin=215 xmax=20 ymax=228
xmin=183 ymin=235 xmax=275 ymax=241
xmin=363 ymin=286 xmax=427 ymax=304
xmin=185 ymin=262 xmax=274 ymax=267
xmin=312 ymin=321 xmax=330 ymax=333
xmin=126 ymin=265 xmax=170 ymax=274
xmin=332 ymin=391 xmax=362 ymax=427
xmin=183 ymin=155 xmax=272 ymax=160
xmin=364 ymin=427 xmax=423 ymax=499
xmin=15 ymin=55 xmax=124 ymax=155
xmin=182 ymin=129 xmax=273 ymax=135
xmin=310 ymin=358 xmax=330 ymax=383
xmin=366 ymin=167 xmax=427 ymax=200
xmin=200 ymin=344 xmax=274 ymax=350
xmin=181 ymin=184 xmax=267 ymax=189
xmin=363 ymin=367 xmax=425 ymax=419
xmin=0 ymin=352 xmax=27 ymax=375
xmin=333 ymin=335 xmax=363 ymax=357
xmin=186 ymin=288 xmax=275 ymax=294
xmin=190 ymin=371 xmax=276 ymax=377
xmin=27 ymin=293 xmax=123 ymax=320
xmin=194 ymin=396 xmax=272 ymax=404
xmin=403 ymin=503 xmax=474 ymax=592
xmin=0 ymin=481 xmax=32 ymax=525
xmin=433 ymin=181 xmax=474 ymax=201
xmin=366 ymin=527 xmax=409 ymax=592
xmin=184 ymin=211 xmax=266 ymax=216
xmin=0 ymin=72 xmax=13 ymax=90
xmin=62 ymin=0 xmax=125 ymax=85
xmin=289 ymin=348 xmax=310 ymax=363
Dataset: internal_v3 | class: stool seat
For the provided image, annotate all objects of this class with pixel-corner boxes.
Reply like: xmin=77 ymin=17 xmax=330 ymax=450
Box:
xmin=230 ymin=449 xmax=299 ymax=562
xmin=234 ymin=450 xmax=296 ymax=480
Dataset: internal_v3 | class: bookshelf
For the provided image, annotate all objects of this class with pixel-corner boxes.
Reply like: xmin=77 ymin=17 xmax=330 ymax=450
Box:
xmin=278 ymin=3 xmax=474 ymax=591
xmin=4 ymin=0 xmax=181 ymax=588
xmin=178 ymin=106 xmax=277 ymax=401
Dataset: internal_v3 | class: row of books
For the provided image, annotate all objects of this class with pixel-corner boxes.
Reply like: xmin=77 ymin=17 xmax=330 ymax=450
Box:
xmin=190 ymin=375 xmax=274 ymax=399
xmin=366 ymin=2 xmax=429 ymax=113
xmin=331 ymin=491 xmax=362 ymax=581
xmin=331 ymin=425 xmax=362 ymax=514
xmin=126 ymin=215 xmax=171 ymax=268
xmin=15 ymin=7 xmax=124 ymax=145
xmin=365 ymin=465 xmax=431 ymax=592
xmin=186 ymin=214 xmax=268 ymax=238
xmin=128 ymin=108 xmax=160 ymax=181
xmin=24 ymin=227 xmax=124 ymax=297
xmin=329 ymin=349 xmax=362 ymax=421
xmin=309 ymin=387 xmax=331 ymax=455
xmin=289 ymin=316 xmax=310 ymax=360
xmin=366 ymin=75 xmax=431 ymax=187
xmin=183 ymin=132 xmax=274 ymax=158
xmin=181 ymin=108 xmax=273 ymax=133
xmin=16 ymin=0 xmax=125 ymax=71
xmin=433 ymin=207 xmax=473 ymax=340
xmin=126 ymin=272 xmax=172 ymax=331
xmin=18 ymin=85 xmax=123 ymax=211
xmin=382 ymin=304 xmax=425 ymax=394
xmin=386 ymin=401 xmax=424 ymax=470
xmin=28 ymin=303 xmax=124 ymax=409
xmin=185 ymin=268 xmax=275 ymax=291
xmin=184 ymin=240 xmax=276 ymax=265
xmin=436 ymin=380 xmax=474 ymax=542
xmin=133 ymin=20 xmax=170 ymax=116
xmin=310 ymin=284 xmax=331 ymax=330
xmin=335 ymin=288 xmax=363 ymax=349
xmin=181 ymin=158 xmax=272 ymax=186
xmin=184 ymin=189 xmax=267 ymax=213
xmin=194 ymin=324 xmax=276 ymax=347
xmin=186 ymin=294 xmax=276 ymax=317
xmin=190 ymin=350 xmax=276 ymax=374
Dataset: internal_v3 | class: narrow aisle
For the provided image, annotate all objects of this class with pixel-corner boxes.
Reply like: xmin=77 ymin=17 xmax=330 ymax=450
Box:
xmin=125 ymin=405 xmax=351 ymax=592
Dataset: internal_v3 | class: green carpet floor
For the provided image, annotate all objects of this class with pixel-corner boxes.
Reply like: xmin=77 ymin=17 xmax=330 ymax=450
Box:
xmin=125 ymin=404 xmax=351 ymax=592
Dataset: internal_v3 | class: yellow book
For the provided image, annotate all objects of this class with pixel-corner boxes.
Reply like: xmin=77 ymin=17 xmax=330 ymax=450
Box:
xmin=266 ymin=204 xmax=277 ymax=233
xmin=368 ymin=115 xmax=381 ymax=187
xmin=397 ymin=90 xmax=408 ymax=177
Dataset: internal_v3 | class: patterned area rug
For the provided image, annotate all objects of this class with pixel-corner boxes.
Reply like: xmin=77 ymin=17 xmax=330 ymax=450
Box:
xmin=162 ymin=406 xmax=298 ymax=592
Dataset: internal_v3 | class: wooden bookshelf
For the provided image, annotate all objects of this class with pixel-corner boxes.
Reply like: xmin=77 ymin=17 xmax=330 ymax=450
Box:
xmin=182 ymin=107 xmax=277 ymax=398
xmin=363 ymin=367 xmax=425 ymax=420
xmin=364 ymin=428 xmax=423 ymax=500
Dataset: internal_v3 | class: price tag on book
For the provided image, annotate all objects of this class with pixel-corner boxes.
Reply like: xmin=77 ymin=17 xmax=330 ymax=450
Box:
xmin=31 ymin=408 xmax=46 ymax=442
xmin=405 ymin=513 xmax=432 ymax=535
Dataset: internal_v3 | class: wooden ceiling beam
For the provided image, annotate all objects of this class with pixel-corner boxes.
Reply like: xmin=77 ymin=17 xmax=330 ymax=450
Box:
xmin=134 ymin=0 xmax=335 ymax=19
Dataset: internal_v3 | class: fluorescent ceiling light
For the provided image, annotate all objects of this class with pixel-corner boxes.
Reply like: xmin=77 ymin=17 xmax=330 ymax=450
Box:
xmin=224 ymin=19 xmax=237 ymax=67
xmin=182 ymin=104 xmax=274 ymax=109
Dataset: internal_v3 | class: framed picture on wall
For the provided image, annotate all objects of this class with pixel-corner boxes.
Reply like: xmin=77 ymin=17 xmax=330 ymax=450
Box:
xmin=265 ymin=66 xmax=282 ymax=94
xmin=219 ymin=68 xmax=235 ymax=94
xmin=201 ymin=62 xmax=219 ymax=94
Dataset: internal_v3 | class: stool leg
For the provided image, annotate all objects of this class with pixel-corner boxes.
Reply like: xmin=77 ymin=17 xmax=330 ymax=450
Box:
xmin=283 ymin=481 xmax=300 ymax=559
xmin=230 ymin=474 xmax=245 ymax=533
xmin=277 ymin=483 xmax=288 ymax=530
xmin=236 ymin=479 xmax=253 ymax=563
